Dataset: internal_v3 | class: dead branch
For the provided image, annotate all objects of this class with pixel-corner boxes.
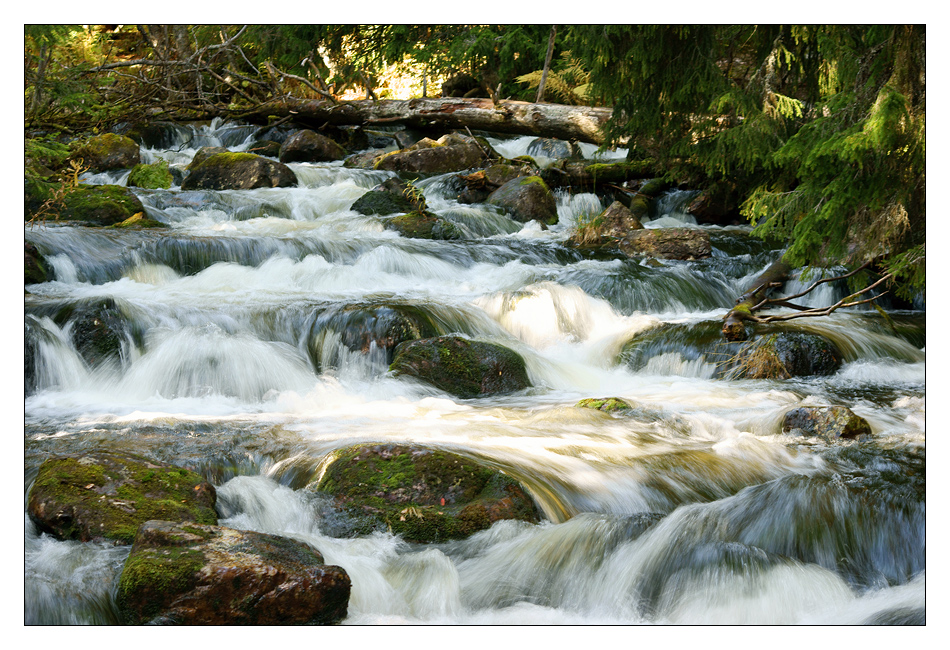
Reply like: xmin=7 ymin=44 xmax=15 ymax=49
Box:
xmin=750 ymin=273 xmax=893 ymax=323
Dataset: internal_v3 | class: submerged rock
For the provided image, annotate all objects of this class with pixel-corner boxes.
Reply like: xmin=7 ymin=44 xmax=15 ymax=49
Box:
xmin=116 ymin=521 xmax=349 ymax=625
xmin=576 ymin=397 xmax=634 ymax=413
xmin=182 ymin=151 xmax=297 ymax=190
xmin=390 ymin=335 xmax=531 ymax=398
xmin=278 ymin=129 xmax=347 ymax=163
xmin=315 ymin=443 xmax=540 ymax=543
xmin=27 ymin=451 xmax=217 ymax=544
xmin=782 ymin=406 xmax=872 ymax=441
xmin=486 ymin=176 xmax=558 ymax=225
xmin=384 ymin=211 xmax=463 ymax=240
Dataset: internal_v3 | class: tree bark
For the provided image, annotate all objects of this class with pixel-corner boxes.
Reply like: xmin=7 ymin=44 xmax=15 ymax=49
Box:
xmin=537 ymin=26 xmax=557 ymax=103
xmin=237 ymin=97 xmax=614 ymax=144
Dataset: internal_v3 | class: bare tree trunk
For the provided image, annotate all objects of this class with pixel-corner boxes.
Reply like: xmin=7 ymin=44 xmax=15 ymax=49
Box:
xmin=237 ymin=97 xmax=614 ymax=144
xmin=29 ymin=42 xmax=50 ymax=119
xmin=536 ymin=26 xmax=557 ymax=103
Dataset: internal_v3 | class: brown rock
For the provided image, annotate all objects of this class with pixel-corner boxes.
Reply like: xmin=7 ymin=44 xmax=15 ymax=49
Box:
xmin=278 ymin=129 xmax=347 ymax=163
xmin=116 ymin=521 xmax=350 ymax=625
xmin=619 ymin=228 xmax=711 ymax=260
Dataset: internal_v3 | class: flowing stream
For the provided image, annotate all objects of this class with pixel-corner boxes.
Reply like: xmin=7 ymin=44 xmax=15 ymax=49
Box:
xmin=24 ymin=121 xmax=925 ymax=625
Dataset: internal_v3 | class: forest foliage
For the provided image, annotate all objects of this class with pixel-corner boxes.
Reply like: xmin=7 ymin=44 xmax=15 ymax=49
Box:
xmin=24 ymin=24 xmax=924 ymax=298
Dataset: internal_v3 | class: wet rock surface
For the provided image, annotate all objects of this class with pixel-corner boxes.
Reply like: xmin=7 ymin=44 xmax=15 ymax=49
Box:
xmin=315 ymin=443 xmax=540 ymax=543
xmin=390 ymin=335 xmax=531 ymax=398
xmin=27 ymin=451 xmax=217 ymax=544
xmin=116 ymin=520 xmax=350 ymax=625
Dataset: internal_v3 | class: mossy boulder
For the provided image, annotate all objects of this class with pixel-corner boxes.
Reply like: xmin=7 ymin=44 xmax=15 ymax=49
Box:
xmin=315 ymin=444 xmax=540 ymax=543
xmin=182 ymin=151 xmax=297 ymax=190
xmin=187 ymin=146 xmax=228 ymax=169
xmin=782 ymin=406 xmax=872 ymax=441
xmin=567 ymin=200 xmax=645 ymax=251
xmin=486 ymin=175 xmax=558 ymax=225
xmin=308 ymin=303 xmax=441 ymax=370
xmin=726 ymin=331 xmax=843 ymax=380
xmin=116 ymin=521 xmax=350 ymax=625
xmin=127 ymin=159 xmax=173 ymax=189
xmin=618 ymin=228 xmax=711 ymax=260
xmin=350 ymin=177 xmax=423 ymax=216
xmin=351 ymin=190 xmax=416 ymax=216
xmin=390 ymin=335 xmax=531 ymax=398
xmin=278 ymin=129 xmax=347 ymax=163
xmin=25 ymin=242 xmax=50 ymax=285
xmin=374 ymin=142 xmax=486 ymax=174
xmin=385 ymin=211 xmax=463 ymax=240
xmin=35 ymin=184 xmax=147 ymax=226
xmin=457 ymin=163 xmax=529 ymax=203
xmin=74 ymin=133 xmax=140 ymax=172
xmin=27 ymin=451 xmax=217 ymax=545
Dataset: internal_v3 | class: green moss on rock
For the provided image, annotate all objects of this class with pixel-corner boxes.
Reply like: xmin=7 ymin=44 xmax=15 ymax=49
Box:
xmin=27 ymin=452 xmax=217 ymax=545
xmin=315 ymin=444 xmax=540 ymax=543
xmin=386 ymin=211 xmax=463 ymax=240
xmin=390 ymin=335 xmax=530 ymax=398
xmin=116 ymin=521 xmax=350 ymax=625
xmin=576 ymin=397 xmax=634 ymax=412
xmin=109 ymin=212 xmax=166 ymax=229
xmin=54 ymin=184 xmax=146 ymax=226
xmin=75 ymin=133 xmax=140 ymax=172
xmin=127 ymin=159 xmax=173 ymax=189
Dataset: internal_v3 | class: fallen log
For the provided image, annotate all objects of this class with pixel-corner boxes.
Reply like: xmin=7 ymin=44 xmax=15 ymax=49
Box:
xmin=236 ymin=97 xmax=614 ymax=145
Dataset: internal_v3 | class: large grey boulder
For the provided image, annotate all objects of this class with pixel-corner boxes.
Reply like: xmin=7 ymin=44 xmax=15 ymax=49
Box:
xmin=182 ymin=151 xmax=297 ymax=190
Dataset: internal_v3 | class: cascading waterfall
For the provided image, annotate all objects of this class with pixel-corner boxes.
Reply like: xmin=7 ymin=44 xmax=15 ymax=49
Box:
xmin=25 ymin=121 xmax=924 ymax=625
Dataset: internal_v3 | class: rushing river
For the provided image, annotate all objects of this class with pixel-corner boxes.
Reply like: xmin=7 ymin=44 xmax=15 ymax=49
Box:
xmin=24 ymin=120 xmax=925 ymax=625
